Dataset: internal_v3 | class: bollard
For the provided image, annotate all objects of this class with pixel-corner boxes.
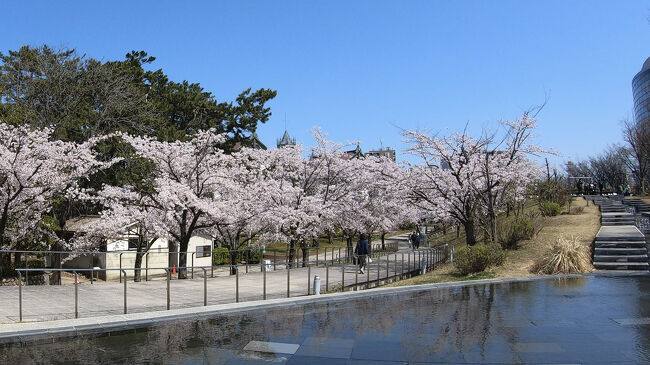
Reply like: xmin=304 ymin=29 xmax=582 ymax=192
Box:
xmin=121 ymin=270 xmax=127 ymax=314
xmin=313 ymin=275 xmax=321 ymax=295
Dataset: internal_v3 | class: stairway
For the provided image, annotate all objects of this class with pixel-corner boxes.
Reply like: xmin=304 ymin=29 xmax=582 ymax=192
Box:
xmin=601 ymin=212 xmax=636 ymax=226
xmin=622 ymin=198 xmax=650 ymax=213
xmin=593 ymin=226 xmax=649 ymax=271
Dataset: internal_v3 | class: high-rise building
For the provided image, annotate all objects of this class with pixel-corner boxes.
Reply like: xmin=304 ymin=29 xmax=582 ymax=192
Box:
xmin=633 ymin=57 xmax=650 ymax=125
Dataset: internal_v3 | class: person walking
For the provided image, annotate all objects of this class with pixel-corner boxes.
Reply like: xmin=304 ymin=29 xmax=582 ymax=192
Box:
xmin=414 ymin=232 xmax=421 ymax=249
xmin=355 ymin=233 xmax=370 ymax=274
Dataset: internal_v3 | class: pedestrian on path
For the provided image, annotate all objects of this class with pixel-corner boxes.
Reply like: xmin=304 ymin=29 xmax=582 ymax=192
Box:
xmin=355 ymin=233 xmax=369 ymax=274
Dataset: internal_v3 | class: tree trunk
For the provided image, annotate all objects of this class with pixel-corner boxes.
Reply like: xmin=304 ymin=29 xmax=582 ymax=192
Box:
xmin=464 ymin=219 xmax=477 ymax=246
xmin=229 ymin=250 xmax=238 ymax=275
xmin=134 ymin=251 xmax=144 ymax=282
xmin=301 ymin=240 xmax=308 ymax=268
xmin=327 ymin=231 xmax=333 ymax=245
xmin=288 ymin=239 xmax=297 ymax=269
xmin=381 ymin=232 xmax=386 ymax=250
xmin=177 ymin=238 xmax=190 ymax=279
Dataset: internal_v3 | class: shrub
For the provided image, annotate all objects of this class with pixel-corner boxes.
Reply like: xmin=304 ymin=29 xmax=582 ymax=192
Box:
xmin=532 ymin=236 xmax=591 ymax=274
xmin=539 ymin=202 xmax=562 ymax=217
xmin=454 ymin=244 xmax=505 ymax=275
xmin=240 ymin=248 xmax=263 ymax=264
xmin=212 ymin=247 xmax=230 ymax=266
xmin=498 ymin=218 xmax=535 ymax=249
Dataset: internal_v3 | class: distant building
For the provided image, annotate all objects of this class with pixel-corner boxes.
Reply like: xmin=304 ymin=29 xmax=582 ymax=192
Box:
xmin=277 ymin=130 xmax=297 ymax=148
xmin=366 ymin=147 xmax=396 ymax=162
xmin=633 ymin=57 xmax=650 ymax=126
xmin=343 ymin=143 xmax=364 ymax=159
xmin=231 ymin=132 xmax=267 ymax=151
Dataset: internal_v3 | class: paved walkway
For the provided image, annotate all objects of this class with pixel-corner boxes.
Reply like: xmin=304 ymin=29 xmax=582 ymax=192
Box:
xmin=0 ymin=233 xmax=447 ymax=323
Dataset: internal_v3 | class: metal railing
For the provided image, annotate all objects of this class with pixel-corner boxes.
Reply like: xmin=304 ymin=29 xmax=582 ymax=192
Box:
xmin=11 ymin=245 xmax=447 ymax=322
xmin=0 ymin=242 xmax=399 ymax=285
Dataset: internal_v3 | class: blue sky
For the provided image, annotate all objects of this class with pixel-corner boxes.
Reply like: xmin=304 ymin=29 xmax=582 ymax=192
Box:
xmin=4 ymin=1 xmax=650 ymax=167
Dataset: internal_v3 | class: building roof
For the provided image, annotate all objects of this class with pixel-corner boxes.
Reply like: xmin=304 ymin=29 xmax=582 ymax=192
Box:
xmin=277 ymin=130 xmax=297 ymax=148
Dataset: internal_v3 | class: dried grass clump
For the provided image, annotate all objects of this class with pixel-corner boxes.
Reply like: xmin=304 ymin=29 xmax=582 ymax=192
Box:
xmin=571 ymin=206 xmax=585 ymax=215
xmin=532 ymin=235 xmax=591 ymax=274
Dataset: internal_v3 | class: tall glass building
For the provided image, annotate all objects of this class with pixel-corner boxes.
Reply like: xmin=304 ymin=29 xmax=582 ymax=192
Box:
xmin=633 ymin=57 xmax=650 ymax=125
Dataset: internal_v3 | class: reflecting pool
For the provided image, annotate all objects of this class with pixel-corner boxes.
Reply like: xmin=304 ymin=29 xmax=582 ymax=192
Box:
xmin=1 ymin=274 xmax=649 ymax=364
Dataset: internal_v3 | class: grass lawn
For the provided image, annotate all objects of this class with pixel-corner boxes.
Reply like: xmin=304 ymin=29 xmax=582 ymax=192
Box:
xmin=386 ymin=197 xmax=600 ymax=287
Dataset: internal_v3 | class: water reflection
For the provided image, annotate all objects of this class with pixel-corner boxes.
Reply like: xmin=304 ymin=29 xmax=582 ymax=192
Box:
xmin=0 ymin=275 xmax=648 ymax=364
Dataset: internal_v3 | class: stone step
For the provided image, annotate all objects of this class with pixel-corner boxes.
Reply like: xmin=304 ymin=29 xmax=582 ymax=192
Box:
xmin=594 ymin=262 xmax=649 ymax=270
xmin=594 ymin=241 xmax=647 ymax=248
xmin=602 ymin=222 xmax=637 ymax=226
xmin=594 ymin=247 xmax=649 ymax=255
xmin=593 ymin=255 xmax=649 ymax=262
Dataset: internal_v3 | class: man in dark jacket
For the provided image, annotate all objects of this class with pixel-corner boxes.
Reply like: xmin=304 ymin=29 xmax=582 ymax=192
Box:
xmin=355 ymin=233 xmax=370 ymax=274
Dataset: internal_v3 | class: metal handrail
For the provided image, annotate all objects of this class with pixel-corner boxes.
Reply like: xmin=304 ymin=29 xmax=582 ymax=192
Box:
xmin=10 ymin=246 xmax=447 ymax=323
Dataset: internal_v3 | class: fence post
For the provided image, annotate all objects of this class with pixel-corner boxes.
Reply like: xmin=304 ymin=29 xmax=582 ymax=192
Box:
xmin=338 ymin=247 xmax=341 ymax=264
xmin=366 ymin=257 xmax=370 ymax=289
xmin=386 ymin=252 xmax=389 ymax=279
xmin=74 ymin=271 xmax=79 ymax=319
xmin=145 ymin=253 xmax=149 ymax=282
xmin=119 ymin=253 xmax=124 ymax=283
xmin=408 ymin=252 xmax=411 ymax=277
xmin=121 ymin=270 xmax=127 ymax=314
xmin=377 ymin=257 xmax=380 ymax=285
xmin=341 ymin=265 xmax=345 ymax=292
xmin=401 ymin=253 xmax=404 ymax=279
xmin=191 ymin=253 xmax=195 ymax=279
xmin=263 ymin=263 xmax=267 ymax=300
xmin=90 ymin=254 xmax=94 ymax=284
xmin=287 ymin=263 xmax=291 ymax=298
xmin=273 ymin=250 xmax=277 ymax=270
xmin=307 ymin=265 xmax=311 ymax=295
xmin=316 ymin=248 xmax=319 ymax=267
xmin=18 ymin=271 xmax=22 ymax=322
xmin=246 ymin=250 xmax=249 ymax=274
xmin=355 ymin=264 xmax=359 ymax=291
xmin=236 ymin=265 xmax=240 ymax=303
xmin=202 ymin=268 xmax=207 ymax=306
xmin=166 ymin=268 xmax=171 ymax=310
xmin=326 ymin=263 xmax=329 ymax=292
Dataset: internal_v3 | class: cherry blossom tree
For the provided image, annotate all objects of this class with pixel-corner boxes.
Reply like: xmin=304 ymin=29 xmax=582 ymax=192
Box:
xmin=404 ymin=112 xmax=544 ymax=246
xmin=0 ymin=123 xmax=114 ymax=249
xmin=86 ymin=130 xmax=232 ymax=279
